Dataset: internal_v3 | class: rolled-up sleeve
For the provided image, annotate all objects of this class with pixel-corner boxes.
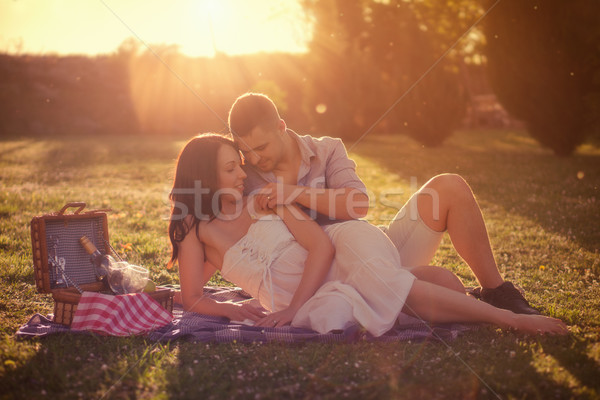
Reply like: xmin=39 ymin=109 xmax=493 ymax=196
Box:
xmin=323 ymin=138 xmax=367 ymax=195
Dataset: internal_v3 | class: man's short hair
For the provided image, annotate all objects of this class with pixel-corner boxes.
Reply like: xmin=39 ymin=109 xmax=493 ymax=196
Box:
xmin=228 ymin=93 xmax=281 ymax=137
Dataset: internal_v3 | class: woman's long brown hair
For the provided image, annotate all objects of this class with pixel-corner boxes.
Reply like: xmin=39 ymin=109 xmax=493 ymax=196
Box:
xmin=168 ymin=133 xmax=238 ymax=268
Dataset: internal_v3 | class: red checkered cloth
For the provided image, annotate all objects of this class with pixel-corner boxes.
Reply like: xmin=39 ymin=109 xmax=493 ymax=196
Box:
xmin=71 ymin=291 xmax=172 ymax=336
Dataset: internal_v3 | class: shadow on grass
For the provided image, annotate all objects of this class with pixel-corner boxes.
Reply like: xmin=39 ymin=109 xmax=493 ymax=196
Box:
xmin=352 ymin=131 xmax=600 ymax=254
xmin=159 ymin=334 xmax=591 ymax=399
xmin=2 ymin=329 xmax=593 ymax=398
xmin=33 ymin=136 xmax=180 ymax=181
xmin=541 ymin=336 xmax=600 ymax=394
xmin=438 ymin=331 xmax=592 ymax=398
xmin=1 ymin=335 xmax=152 ymax=399
xmin=0 ymin=139 xmax=35 ymax=158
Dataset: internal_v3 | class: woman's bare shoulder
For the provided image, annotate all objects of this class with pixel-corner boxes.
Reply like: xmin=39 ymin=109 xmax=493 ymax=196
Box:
xmin=181 ymin=214 xmax=210 ymax=243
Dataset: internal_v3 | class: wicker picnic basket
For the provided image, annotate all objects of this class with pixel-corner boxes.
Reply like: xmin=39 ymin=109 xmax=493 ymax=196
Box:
xmin=31 ymin=202 xmax=173 ymax=326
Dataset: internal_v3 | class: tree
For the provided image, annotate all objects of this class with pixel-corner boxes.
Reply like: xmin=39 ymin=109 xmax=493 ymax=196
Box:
xmin=483 ymin=0 xmax=600 ymax=155
xmin=367 ymin=1 xmax=466 ymax=146
xmin=301 ymin=0 xmax=471 ymax=145
xmin=300 ymin=0 xmax=381 ymax=139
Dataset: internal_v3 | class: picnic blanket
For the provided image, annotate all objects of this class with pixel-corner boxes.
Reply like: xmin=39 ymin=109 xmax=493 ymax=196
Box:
xmin=16 ymin=286 xmax=470 ymax=343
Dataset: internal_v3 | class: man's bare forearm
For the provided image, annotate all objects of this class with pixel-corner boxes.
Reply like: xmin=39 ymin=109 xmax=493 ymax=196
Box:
xmin=294 ymin=187 xmax=369 ymax=220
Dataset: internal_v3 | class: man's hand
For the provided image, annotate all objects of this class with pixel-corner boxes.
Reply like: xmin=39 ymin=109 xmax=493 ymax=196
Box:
xmin=255 ymin=182 xmax=305 ymax=211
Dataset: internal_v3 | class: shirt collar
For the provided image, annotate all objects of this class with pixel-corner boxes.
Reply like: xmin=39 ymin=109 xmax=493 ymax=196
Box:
xmin=287 ymin=129 xmax=316 ymax=165
xmin=287 ymin=129 xmax=316 ymax=183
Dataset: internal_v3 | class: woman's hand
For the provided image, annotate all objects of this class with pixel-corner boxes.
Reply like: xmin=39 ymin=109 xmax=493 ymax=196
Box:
xmin=255 ymin=307 xmax=297 ymax=328
xmin=223 ymin=302 xmax=267 ymax=323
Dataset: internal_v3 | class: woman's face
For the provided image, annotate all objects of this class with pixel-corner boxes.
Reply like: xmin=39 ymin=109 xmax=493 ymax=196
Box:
xmin=216 ymin=144 xmax=247 ymax=198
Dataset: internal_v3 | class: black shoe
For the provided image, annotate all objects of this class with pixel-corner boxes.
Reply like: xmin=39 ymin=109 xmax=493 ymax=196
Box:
xmin=480 ymin=281 xmax=541 ymax=315
xmin=466 ymin=286 xmax=482 ymax=299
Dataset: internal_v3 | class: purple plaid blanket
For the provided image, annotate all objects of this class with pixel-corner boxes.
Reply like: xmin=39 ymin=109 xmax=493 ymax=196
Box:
xmin=16 ymin=286 xmax=469 ymax=343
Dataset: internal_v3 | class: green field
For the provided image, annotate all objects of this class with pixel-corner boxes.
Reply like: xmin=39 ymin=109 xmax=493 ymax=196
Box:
xmin=1 ymin=130 xmax=599 ymax=399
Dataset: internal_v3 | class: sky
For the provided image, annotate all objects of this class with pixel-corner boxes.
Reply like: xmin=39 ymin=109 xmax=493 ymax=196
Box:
xmin=0 ymin=0 xmax=310 ymax=57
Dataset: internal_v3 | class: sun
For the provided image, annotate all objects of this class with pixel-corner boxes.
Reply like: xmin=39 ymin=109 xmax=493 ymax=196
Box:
xmin=182 ymin=0 xmax=309 ymax=57
xmin=180 ymin=0 xmax=233 ymax=56
xmin=197 ymin=0 xmax=229 ymax=22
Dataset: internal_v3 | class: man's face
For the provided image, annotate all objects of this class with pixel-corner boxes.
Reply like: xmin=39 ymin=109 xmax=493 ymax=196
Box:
xmin=235 ymin=122 xmax=284 ymax=172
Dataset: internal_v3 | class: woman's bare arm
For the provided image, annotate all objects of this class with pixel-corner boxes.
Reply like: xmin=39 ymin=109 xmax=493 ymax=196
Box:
xmin=256 ymin=204 xmax=335 ymax=327
xmin=178 ymin=224 xmax=266 ymax=322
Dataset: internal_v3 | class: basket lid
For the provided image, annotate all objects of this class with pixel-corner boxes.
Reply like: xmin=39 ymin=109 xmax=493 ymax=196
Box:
xmin=31 ymin=202 xmax=111 ymax=293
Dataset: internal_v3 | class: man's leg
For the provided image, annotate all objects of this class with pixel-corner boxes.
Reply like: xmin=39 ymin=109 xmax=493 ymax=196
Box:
xmin=386 ymin=173 xmax=539 ymax=314
xmin=414 ymin=173 xmax=503 ymax=289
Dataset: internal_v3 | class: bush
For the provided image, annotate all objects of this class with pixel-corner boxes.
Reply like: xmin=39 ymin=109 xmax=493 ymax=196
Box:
xmin=395 ymin=63 xmax=466 ymax=147
xmin=483 ymin=0 xmax=600 ymax=155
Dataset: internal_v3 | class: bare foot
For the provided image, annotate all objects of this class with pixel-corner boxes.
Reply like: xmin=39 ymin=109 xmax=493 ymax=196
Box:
xmin=511 ymin=314 xmax=568 ymax=335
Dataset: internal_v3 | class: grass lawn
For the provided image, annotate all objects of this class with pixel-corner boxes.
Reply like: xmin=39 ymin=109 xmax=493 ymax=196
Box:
xmin=1 ymin=129 xmax=599 ymax=399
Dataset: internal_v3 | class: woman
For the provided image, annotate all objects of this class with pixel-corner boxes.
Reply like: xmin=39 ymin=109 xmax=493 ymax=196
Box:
xmin=168 ymin=133 xmax=567 ymax=336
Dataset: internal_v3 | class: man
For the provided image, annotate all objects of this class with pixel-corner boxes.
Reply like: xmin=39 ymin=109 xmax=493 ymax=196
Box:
xmin=228 ymin=92 xmax=539 ymax=315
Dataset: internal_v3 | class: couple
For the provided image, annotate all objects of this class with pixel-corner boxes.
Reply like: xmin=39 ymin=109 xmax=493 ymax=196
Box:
xmin=167 ymin=93 xmax=567 ymax=336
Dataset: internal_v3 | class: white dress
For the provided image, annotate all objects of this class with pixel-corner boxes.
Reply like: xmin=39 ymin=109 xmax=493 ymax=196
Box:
xmin=221 ymin=217 xmax=415 ymax=337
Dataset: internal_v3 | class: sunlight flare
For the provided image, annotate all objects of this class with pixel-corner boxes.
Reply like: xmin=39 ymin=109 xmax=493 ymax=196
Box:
xmin=0 ymin=0 xmax=309 ymax=57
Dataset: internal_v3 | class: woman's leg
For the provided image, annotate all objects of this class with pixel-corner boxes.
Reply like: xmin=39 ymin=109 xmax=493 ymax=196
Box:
xmin=407 ymin=265 xmax=465 ymax=294
xmin=402 ymin=280 xmax=568 ymax=334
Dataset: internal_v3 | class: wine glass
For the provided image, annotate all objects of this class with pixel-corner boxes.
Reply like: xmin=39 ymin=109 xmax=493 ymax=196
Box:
xmin=108 ymin=262 xmax=149 ymax=295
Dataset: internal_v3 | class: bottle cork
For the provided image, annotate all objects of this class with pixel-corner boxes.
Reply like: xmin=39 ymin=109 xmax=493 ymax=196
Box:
xmin=79 ymin=236 xmax=98 ymax=254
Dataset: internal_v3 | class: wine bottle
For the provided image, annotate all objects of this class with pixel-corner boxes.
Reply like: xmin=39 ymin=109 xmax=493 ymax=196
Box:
xmin=79 ymin=236 xmax=112 ymax=280
xmin=80 ymin=236 xmax=149 ymax=294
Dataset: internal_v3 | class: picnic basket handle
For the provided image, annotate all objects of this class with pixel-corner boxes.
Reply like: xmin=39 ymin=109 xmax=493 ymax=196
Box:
xmin=58 ymin=202 xmax=87 ymax=215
